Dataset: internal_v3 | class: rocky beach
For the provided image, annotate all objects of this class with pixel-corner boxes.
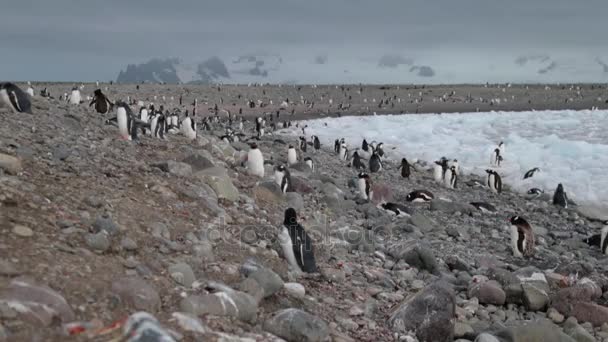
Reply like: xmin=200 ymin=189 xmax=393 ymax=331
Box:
xmin=1 ymin=83 xmax=608 ymax=342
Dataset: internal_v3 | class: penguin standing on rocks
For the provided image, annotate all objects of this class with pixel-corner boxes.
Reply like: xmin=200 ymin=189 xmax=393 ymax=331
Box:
xmin=582 ymin=225 xmax=608 ymax=254
xmin=398 ymin=158 xmax=410 ymax=178
xmin=274 ymin=165 xmax=292 ymax=193
xmin=278 ymin=208 xmax=318 ymax=273
xmin=339 ymin=141 xmax=348 ymax=161
xmin=433 ymin=158 xmax=448 ymax=183
xmin=181 ymin=112 xmax=197 ymax=140
xmin=113 ymin=102 xmax=144 ymax=141
xmin=498 ymin=141 xmax=506 ymax=156
xmin=334 ymin=139 xmax=341 ymax=154
xmin=369 ymin=153 xmax=382 ymax=172
xmin=486 ymin=169 xmax=502 ymax=193
xmin=405 ymin=190 xmax=434 ymax=202
xmin=524 ymin=168 xmax=540 ymax=179
xmin=89 ymin=89 xmax=113 ymax=114
xmin=357 ymin=172 xmax=373 ymax=200
xmin=491 ymin=148 xmax=502 ymax=166
xmin=255 ymin=117 xmax=264 ymax=138
xmin=26 ymin=83 xmax=34 ymax=97
xmin=287 ymin=145 xmax=298 ymax=165
xmin=68 ymin=86 xmax=81 ymax=105
xmin=552 ymin=183 xmax=569 ymax=208
xmin=0 ymin=82 xmax=32 ymax=113
xmin=449 ymin=159 xmax=460 ymax=175
xmin=299 ymin=136 xmax=307 ymax=152
xmin=376 ymin=142 xmax=385 ymax=158
xmin=362 ymin=139 xmax=369 ymax=152
xmin=246 ymin=142 xmax=265 ymax=177
xmin=304 ymin=157 xmax=315 ymax=172
xmin=312 ymin=135 xmax=320 ymax=150
xmin=150 ymin=111 xmax=165 ymax=139
xmin=509 ymin=216 xmax=535 ymax=258
xmin=445 ymin=165 xmax=458 ymax=189
xmin=380 ymin=203 xmax=411 ymax=217
xmin=351 ymin=151 xmax=365 ymax=170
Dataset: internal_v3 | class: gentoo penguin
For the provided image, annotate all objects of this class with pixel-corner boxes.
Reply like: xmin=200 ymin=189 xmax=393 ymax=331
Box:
xmin=433 ymin=159 xmax=447 ymax=183
xmin=362 ymin=139 xmax=369 ymax=152
xmin=369 ymin=153 xmax=382 ymax=173
xmin=334 ymin=139 xmax=340 ymax=154
xmin=582 ymin=225 xmax=608 ymax=254
xmin=486 ymin=169 xmax=502 ymax=193
xmin=89 ymin=89 xmax=113 ymax=114
xmin=299 ymin=136 xmax=307 ymax=152
xmin=399 ymin=158 xmax=410 ymax=178
xmin=114 ymin=102 xmax=138 ymax=140
xmin=255 ymin=117 xmax=264 ymax=138
xmin=0 ymin=83 xmax=32 ymax=113
xmin=357 ymin=172 xmax=373 ymax=200
xmin=304 ymin=157 xmax=315 ymax=172
xmin=405 ymin=190 xmax=434 ymax=203
xmin=339 ymin=142 xmax=348 ymax=161
xmin=352 ymin=151 xmax=365 ymax=170
xmin=380 ymin=203 xmax=411 ymax=217
xmin=312 ymin=136 xmax=320 ymax=150
xmin=509 ymin=216 xmax=535 ymax=258
xmin=139 ymin=107 xmax=149 ymax=135
xmin=524 ymin=168 xmax=540 ymax=179
xmin=465 ymin=179 xmax=485 ymax=187
xmin=470 ymin=202 xmax=497 ymax=213
xmin=498 ymin=141 xmax=506 ymax=156
xmin=274 ymin=165 xmax=292 ymax=193
xmin=445 ymin=165 xmax=458 ymax=189
xmin=287 ymin=145 xmax=298 ymax=165
xmin=246 ymin=143 xmax=265 ymax=178
xmin=376 ymin=142 xmax=385 ymax=158
xmin=526 ymin=188 xmax=544 ymax=198
xmin=552 ymin=183 xmax=569 ymax=208
xmin=68 ymin=87 xmax=81 ymax=105
xmin=181 ymin=112 xmax=197 ymax=140
xmin=26 ymin=84 xmax=34 ymax=97
xmin=150 ymin=111 xmax=165 ymax=139
xmin=450 ymin=159 xmax=460 ymax=175
xmin=122 ymin=312 xmax=175 ymax=342
xmin=278 ymin=208 xmax=318 ymax=273
xmin=491 ymin=148 xmax=502 ymax=166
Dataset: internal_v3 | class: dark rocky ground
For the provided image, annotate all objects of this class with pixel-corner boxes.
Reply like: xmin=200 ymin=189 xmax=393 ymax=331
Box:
xmin=1 ymin=84 xmax=608 ymax=341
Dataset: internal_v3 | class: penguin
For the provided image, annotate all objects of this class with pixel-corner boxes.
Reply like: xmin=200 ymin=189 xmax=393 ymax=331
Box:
xmin=399 ymin=158 xmax=410 ymax=178
xmin=303 ymin=157 xmax=315 ymax=172
xmin=552 ymin=183 xmax=568 ymax=208
xmin=524 ymin=167 xmax=540 ymax=179
xmin=0 ymin=83 xmax=32 ymax=113
xmin=278 ymin=208 xmax=318 ymax=273
xmin=299 ymin=136 xmax=307 ymax=152
xmin=405 ymin=190 xmax=434 ymax=203
xmin=362 ymin=139 xmax=369 ymax=152
xmin=334 ymin=139 xmax=340 ymax=154
xmin=286 ymin=145 xmax=298 ymax=166
xmin=122 ymin=312 xmax=175 ymax=342
xmin=181 ymin=112 xmax=197 ymax=140
xmin=526 ymin=188 xmax=544 ymax=197
xmin=357 ymin=172 xmax=373 ymax=200
xmin=274 ymin=165 xmax=292 ymax=193
xmin=149 ymin=111 xmax=162 ymax=139
xmin=465 ymin=179 xmax=485 ymax=188
xmin=509 ymin=216 xmax=535 ymax=258
xmin=26 ymin=84 xmax=34 ymax=97
xmin=139 ymin=107 xmax=149 ymax=135
xmin=369 ymin=153 xmax=382 ymax=172
xmin=89 ymin=89 xmax=113 ymax=114
xmin=255 ymin=117 xmax=264 ymax=138
xmin=450 ymin=159 xmax=460 ymax=175
xmin=380 ymin=203 xmax=411 ymax=217
xmin=116 ymin=102 xmax=132 ymax=140
xmin=433 ymin=159 xmax=447 ymax=183
xmin=445 ymin=165 xmax=458 ymax=189
xmin=312 ymin=135 xmax=320 ymax=150
xmin=582 ymin=225 xmax=608 ymax=254
xmin=352 ymin=151 xmax=365 ymax=170
xmin=498 ymin=141 xmax=506 ymax=156
xmin=246 ymin=142 xmax=265 ymax=177
xmin=339 ymin=142 xmax=348 ymax=161
xmin=376 ymin=142 xmax=385 ymax=158
xmin=470 ymin=202 xmax=497 ymax=213
xmin=68 ymin=87 xmax=81 ymax=105
xmin=491 ymin=148 xmax=502 ymax=166
xmin=486 ymin=169 xmax=502 ymax=193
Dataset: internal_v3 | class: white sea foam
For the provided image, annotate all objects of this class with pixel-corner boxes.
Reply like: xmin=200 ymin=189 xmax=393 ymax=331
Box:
xmin=285 ymin=110 xmax=608 ymax=206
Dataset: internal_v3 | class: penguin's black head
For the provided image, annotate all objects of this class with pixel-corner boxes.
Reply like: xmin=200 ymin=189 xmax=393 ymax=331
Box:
xmin=486 ymin=169 xmax=492 ymax=174
xmin=509 ymin=215 xmax=528 ymax=226
xmin=284 ymin=208 xmax=298 ymax=225
xmin=358 ymin=172 xmax=369 ymax=179
xmin=557 ymin=183 xmax=564 ymax=190
xmin=288 ymin=145 xmax=294 ymax=149
xmin=401 ymin=158 xmax=408 ymax=164
xmin=249 ymin=142 xmax=258 ymax=149
xmin=276 ymin=164 xmax=286 ymax=172
xmin=94 ymin=89 xmax=102 ymax=96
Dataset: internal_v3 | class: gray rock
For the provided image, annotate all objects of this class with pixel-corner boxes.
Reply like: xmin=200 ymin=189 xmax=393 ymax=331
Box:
xmin=111 ymin=276 xmax=161 ymax=312
xmin=0 ymin=278 xmax=75 ymax=326
xmin=283 ymin=283 xmax=306 ymax=298
xmin=168 ymin=262 xmax=196 ymax=287
xmin=120 ymin=237 xmax=138 ymax=251
xmin=522 ymin=283 xmax=549 ymax=311
xmin=196 ymin=168 xmax=240 ymax=201
xmin=91 ymin=215 xmax=119 ymax=235
xmin=291 ymin=161 xmax=313 ymax=173
xmin=85 ymin=232 xmax=111 ymax=252
xmin=454 ymin=322 xmax=474 ymax=339
xmin=550 ymin=284 xmax=608 ymax=326
xmin=389 ymin=281 xmax=455 ymax=342
xmin=84 ymin=195 xmax=104 ymax=208
xmin=253 ymin=181 xmax=284 ymax=204
xmin=12 ymin=224 xmax=33 ymax=237
xmin=399 ymin=244 xmax=439 ymax=275
xmin=264 ymin=308 xmax=329 ymax=342
xmin=0 ymin=153 xmax=22 ymax=175
xmin=286 ymin=192 xmax=304 ymax=211
xmin=152 ymin=160 xmax=193 ymax=177
xmin=430 ymin=199 xmax=475 ymax=215
xmin=180 ymin=283 xmax=257 ymax=323
xmin=150 ymin=222 xmax=171 ymax=240
xmin=0 ymin=260 xmax=20 ymax=277
xmin=182 ymin=150 xmax=215 ymax=171
xmin=322 ymin=182 xmax=344 ymax=199
xmin=468 ymin=280 xmax=506 ymax=306
xmin=52 ymin=145 xmax=70 ymax=161
xmin=409 ymin=213 xmax=435 ymax=232
xmin=474 ymin=333 xmax=501 ymax=342
xmin=563 ymin=318 xmax=595 ymax=342
xmin=493 ymin=321 xmax=576 ymax=342
xmin=240 ymin=259 xmax=284 ymax=299
xmin=192 ymin=241 xmax=215 ymax=262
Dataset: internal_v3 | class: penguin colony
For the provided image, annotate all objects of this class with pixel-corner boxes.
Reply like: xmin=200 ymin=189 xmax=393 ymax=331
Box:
xmin=2 ymin=81 xmax=602 ymax=269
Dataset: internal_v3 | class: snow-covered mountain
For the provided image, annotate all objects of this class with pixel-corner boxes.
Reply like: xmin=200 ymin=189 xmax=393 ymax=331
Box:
xmin=116 ymin=57 xmax=231 ymax=84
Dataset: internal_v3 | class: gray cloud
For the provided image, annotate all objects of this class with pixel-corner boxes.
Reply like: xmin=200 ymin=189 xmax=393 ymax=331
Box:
xmin=2 ymin=0 xmax=608 ymax=82
xmin=410 ymin=66 xmax=436 ymax=78
xmin=378 ymin=55 xmax=413 ymax=68
xmin=538 ymin=61 xmax=558 ymax=74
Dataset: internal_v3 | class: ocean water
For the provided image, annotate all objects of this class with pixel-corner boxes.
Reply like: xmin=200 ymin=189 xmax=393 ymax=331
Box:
xmin=284 ymin=110 xmax=608 ymax=206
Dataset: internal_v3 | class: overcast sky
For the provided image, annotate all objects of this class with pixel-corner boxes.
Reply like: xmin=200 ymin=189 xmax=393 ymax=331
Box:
xmin=2 ymin=0 xmax=608 ymax=83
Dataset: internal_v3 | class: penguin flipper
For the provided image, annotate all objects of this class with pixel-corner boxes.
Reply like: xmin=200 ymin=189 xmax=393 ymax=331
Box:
xmin=583 ymin=234 xmax=602 ymax=247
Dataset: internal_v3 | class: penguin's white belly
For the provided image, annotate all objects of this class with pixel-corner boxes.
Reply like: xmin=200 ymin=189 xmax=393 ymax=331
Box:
xmin=141 ymin=109 xmax=149 ymax=122
xmin=305 ymin=160 xmax=314 ymax=171
xmin=358 ymin=179 xmax=368 ymax=199
xmin=339 ymin=147 xmax=347 ymax=160
xmin=247 ymin=150 xmax=265 ymax=177
xmin=279 ymin=227 xmax=302 ymax=272
xmin=69 ymin=91 xmax=81 ymax=105
xmin=150 ymin=117 xmax=158 ymax=137
xmin=274 ymin=171 xmax=283 ymax=186
xmin=172 ymin=116 xmax=179 ymax=127
xmin=26 ymin=88 xmax=34 ymax=97
xmin=0 ymin=89 xmax=11 ymax=110
xmin=117 ymin=108 xmax=129 ymax=139
xmin=287 ymin=150 xmax=297 ymax=165
xmin=510 ymin=225 xmax=523 ymax=257
xmin=433 ymin=165 xmax=443 ymax=183
xmin=181 ymin=118 xmax=196 ymax=140
xmin=488 ymin=175 xmax=497 ymax=193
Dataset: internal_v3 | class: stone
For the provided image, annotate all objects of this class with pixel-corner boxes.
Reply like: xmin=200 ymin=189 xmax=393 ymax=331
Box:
xmin=168 ymin=262 xmax=196 ymax=287
xmin=152 ymin=160 xmax=193 ymax=177
xmin=91 ymin=215 xmax=119 ymax=235
xmin=401 ymin=244 xmax=439 ymax=275
xmin=193 ymin=241 xmax=215 ymax=262
xmin=180 ymin=283 xmax=257 ymax=323
xmin=111 ymin=276 xmax=161 ymax=312
xmin=551 ymin=285 xmax=608 ymax=326
xmin=240 ymin=260 xmax=284 ymax=299
xmin=468 ymin=280 xmax=506 ymax=306
xmin=0 ymin=260 xmax=20 ymax=277
xmin=388 ymin=281 xmax=455 ymax=342
xmin=493 ymin=321 xmax=576 ymax=342
xmin=196 ymin=168 xmax=239 ymax=201
xmin=264 ymin=308 xmax=330 ymax=342
xmin=409 ymin=213 xmax=435 ymax=232
xmin=430 ymin=199 xmax=475 ymax=215
xmin=454 ymin=322 xmax=474 ymax=339
xmin=0 ymin=278 xmax=75 ymax=326
xmin=85 ymin=232 xmax=111 ymax=252
xmin=253 ymin=181 xmax=284 ymax=204
xmin=563 ymin=319 xmax=595 ymax=342
xmin=475 ymin=334 xmax=501 ymax=342
xmin=182 ymin=150 xmax=215 ymax=171
xmin=522 ymin=283 xmax=549 ymax=311
xmin=120 ymin=237 xmax=138 ymax=251
xmin=285 ymin=192 xmax=304 ymax=211
xmin=0 ymin=153 xmax=22 ymax=175
xmin=547 ymin=307 xmax=565 ymax=323
xmin=284 ymin=283 xmax=306 ymax=298
xmin=12 ymin=224 xmax=33 ymax=237
xmin=290 ymin=176 xmax=315 ymax=194
xmin=84 ymin=195 xmax=104 ymax=208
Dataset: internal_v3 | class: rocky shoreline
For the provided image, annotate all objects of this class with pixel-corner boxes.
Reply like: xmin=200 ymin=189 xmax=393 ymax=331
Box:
xmin=1 ymin=86 xmax=608 ymax=341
